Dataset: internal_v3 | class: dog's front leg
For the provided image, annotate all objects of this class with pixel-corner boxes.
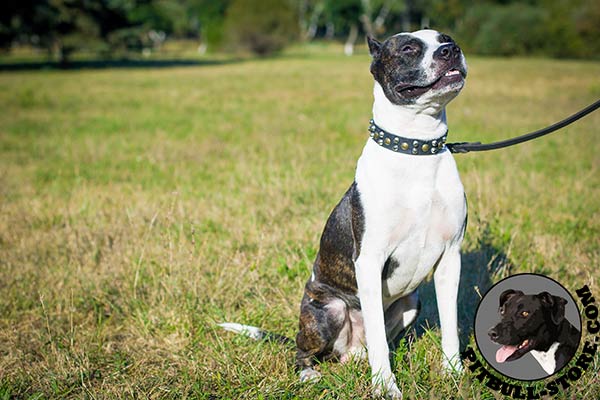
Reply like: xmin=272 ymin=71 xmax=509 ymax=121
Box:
xmin=434 ymin=245 xmax=462 ymax=372
xmin=355 ymin=253 xmax=402 ymax=399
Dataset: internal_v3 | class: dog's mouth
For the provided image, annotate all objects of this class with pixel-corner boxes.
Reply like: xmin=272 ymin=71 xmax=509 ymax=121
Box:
xmin=395 ymin=68 xmax=465 ymax=99
xmin=495 ymin=338 xmax=535 ymax=363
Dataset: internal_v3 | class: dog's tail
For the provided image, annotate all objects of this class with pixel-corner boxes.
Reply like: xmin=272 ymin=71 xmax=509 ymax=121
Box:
xmin=218 ymin=322 xmax=294 ymax=346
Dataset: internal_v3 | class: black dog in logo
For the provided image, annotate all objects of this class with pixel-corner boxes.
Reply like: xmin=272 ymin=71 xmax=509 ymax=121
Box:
xmin=488 ymin=290 xmax=579 ymax=375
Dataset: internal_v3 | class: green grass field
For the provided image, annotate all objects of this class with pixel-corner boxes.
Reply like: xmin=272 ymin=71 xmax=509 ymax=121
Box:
xmin=1 ymin=46 xmax=599 ymax=398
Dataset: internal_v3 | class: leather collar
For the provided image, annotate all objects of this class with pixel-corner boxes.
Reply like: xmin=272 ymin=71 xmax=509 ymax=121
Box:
xmin=369 ymin=119 xmax=448 ymax=155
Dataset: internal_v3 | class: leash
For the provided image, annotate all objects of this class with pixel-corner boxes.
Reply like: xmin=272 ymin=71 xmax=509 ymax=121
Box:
xmin=446 ymin=99 xmax=600 ymax=154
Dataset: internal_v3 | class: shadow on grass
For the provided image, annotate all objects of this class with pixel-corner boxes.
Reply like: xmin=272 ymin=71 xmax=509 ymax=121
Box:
xmin=0 ymin=57 xmax=244 ymax=71
xmin=409 ymin=226 xmax=512 ymax=351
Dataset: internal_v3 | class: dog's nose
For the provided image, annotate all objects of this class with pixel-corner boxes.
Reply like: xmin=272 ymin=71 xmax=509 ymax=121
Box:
xmin=488 ymin=328 xmax=499 ymax=341
xmin=435 ymin=43 xmax=461 ymax=61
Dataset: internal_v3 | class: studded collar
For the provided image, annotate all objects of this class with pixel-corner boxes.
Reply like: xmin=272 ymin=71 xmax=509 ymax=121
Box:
xmin=369 ymin=119 xmax=448 ymax=155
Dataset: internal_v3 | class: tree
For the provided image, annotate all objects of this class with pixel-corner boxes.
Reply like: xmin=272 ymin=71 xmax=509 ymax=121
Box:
xmin=320 ymin=0 xmax=402 ymax=55
xmin=188 ymin=0 xmax=230 ymax=51
xmin=0 ymin=0 xmax=142 ymax=64
xmin=321 ymin=0 xmax=360 ymax=54
xmin=0 ymin=0 xmax=207 ymax=63
xmin=298 ymin=0 xmax=325 ymax=41
xmin=224 ymin=0 xmax=299 ymax=56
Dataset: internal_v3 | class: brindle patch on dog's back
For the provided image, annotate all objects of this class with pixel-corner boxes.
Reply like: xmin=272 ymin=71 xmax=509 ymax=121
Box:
xmin=313 ymin=182 xmax=364 ymax=294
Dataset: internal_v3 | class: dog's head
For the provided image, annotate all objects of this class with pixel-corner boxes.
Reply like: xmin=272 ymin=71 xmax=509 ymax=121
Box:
xmin=368 ymin=30 xmax=467 ymax=110
xmin=488 ymin=290 xmax=567 ymax=364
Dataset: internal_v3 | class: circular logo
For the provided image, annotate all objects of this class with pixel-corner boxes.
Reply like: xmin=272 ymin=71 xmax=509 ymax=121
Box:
xmin=474 ymin=273 xmax=581 ymax=381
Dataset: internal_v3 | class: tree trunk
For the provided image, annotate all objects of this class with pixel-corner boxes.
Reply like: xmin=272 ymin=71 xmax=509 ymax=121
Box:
xmin=361 ymin=0 xmax=392 ymax=37
xmin=58 ymin=43 xmax=72 ymax=68
xmin=374 ymin=1 xmax=392 ymax=33
xmin=344 ymin=23 xmax=358 ymax=56
xmin=360 ymin=0 xmax=374 ymax=37
xmin=305 ymin=3 xmax=324 ymax=41
xmin=325 ymin=22 xmax=334 ymax=39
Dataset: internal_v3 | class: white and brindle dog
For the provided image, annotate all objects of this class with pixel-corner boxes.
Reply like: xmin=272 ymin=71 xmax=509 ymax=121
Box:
xmin=221 ymin=29 xmax=468 ymax=399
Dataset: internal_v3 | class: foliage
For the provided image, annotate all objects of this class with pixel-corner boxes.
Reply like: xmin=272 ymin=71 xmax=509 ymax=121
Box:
xmin=1 ymin=0 xmax=599 ymax=62
xmin=323 ymin=0 xmax=362 ymax=35
xmin=453 ymin=1 xmax=592 ymax=58
xmin=457 ymin=3 xmax=548 ymax=56
xmin=224 ymin=0 xmax=299 ymax=55
xmin=0 ymin=1 xmax=205 ymax=63
xmin=188 ymin=0 xmax=230 ymax=48
xmin=422 ymin=0 xmax=467 ymax=32
xmin=0 ymin=1 xmax=144 ymax=63
xmin=573 ymin=0 xmax=600 ymax=56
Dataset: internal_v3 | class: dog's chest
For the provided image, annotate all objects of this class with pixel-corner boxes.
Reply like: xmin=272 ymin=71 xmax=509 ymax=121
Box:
xmin=530 ymin=342 xmax=560 ymax=374
xmin=355 ymin=143 xmax=466 ymax=299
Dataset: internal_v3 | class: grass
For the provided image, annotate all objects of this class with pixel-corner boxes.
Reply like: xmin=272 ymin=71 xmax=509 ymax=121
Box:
xmin=0 ymin=45 xmax=599 ymax=399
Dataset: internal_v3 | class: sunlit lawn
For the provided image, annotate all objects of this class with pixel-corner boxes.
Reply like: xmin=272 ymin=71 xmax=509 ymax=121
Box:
xmin=1 ymin=45 xmax=599 ymax=398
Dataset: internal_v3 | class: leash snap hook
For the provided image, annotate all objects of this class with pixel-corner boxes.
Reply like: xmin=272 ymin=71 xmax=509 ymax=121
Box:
xmin=447 ymin=141 xmax=481 ymax=153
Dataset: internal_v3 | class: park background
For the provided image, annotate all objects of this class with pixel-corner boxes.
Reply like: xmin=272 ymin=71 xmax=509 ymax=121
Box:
xmin=2 ymin=0 xmax=600 ymax=63
xmin=1 ymin=0 xmax=599 ymax=398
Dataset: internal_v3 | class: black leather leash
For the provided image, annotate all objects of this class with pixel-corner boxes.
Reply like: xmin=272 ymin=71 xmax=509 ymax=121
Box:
xmin=446 ymin=99 xmax=600 ymax=154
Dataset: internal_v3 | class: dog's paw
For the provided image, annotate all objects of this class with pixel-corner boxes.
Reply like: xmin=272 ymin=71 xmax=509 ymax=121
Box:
xmin=372 ymin=377 xmax=402 ymax=399
xmin=442 ymin=356 xmax=463 ymax=375
xmin=340 ymin=347 xmax=367 ymax=364
xmin=299 ymin=368 xmax=321 ymax=383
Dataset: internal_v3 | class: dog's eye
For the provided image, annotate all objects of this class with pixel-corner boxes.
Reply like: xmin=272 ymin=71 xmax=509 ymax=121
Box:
xmin=521 ymin=311 xmax=529 ymax=317
xmin=401 ymin=45 xmax=416 ymax=54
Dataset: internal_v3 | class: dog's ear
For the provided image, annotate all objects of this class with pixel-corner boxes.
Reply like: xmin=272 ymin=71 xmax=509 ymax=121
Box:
xmin=538 ymin=292 xmax=567 ymax=325
xmin=367 ymin=36 xmax=382 ymax=58
xmin=499 ymin=289 xmax=523 ymax=308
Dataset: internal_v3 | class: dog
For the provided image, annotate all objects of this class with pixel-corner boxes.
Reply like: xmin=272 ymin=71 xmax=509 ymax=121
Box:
xmin=488 ymin=289 xmax=580 ymax=375
xmin=221 ymin=29 xmax=468 ymax=399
